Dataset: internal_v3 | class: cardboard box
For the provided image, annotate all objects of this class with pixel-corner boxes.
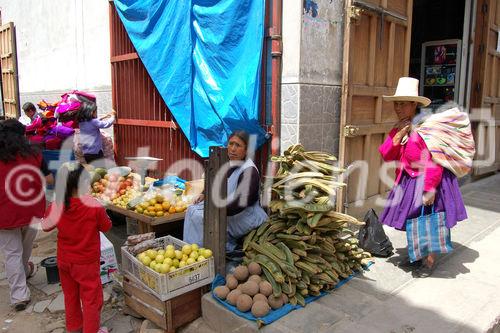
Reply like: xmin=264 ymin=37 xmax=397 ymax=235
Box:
xmin=100 ymin=232 xmax=118 ymax=285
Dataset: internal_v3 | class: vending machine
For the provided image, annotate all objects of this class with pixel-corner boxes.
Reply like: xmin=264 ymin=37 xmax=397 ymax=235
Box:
xmin=420 ymin=39 xmax=462 ymax=107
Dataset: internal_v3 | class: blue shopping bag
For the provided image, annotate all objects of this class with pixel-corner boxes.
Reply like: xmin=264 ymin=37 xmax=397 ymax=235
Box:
xmin=406 ymin=206 xmax=452 ymax=262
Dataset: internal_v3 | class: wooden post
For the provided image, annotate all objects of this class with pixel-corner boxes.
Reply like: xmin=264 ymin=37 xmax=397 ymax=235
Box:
xmin=203 ymin=146 xmax=228 ymax=276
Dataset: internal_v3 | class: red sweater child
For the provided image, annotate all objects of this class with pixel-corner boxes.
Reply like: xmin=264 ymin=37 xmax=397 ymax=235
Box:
xmin=43 ymin=195 xmax=111 ymax=333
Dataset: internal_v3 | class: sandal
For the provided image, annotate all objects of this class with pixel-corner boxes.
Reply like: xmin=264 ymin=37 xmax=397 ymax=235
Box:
xmin=414 ymin=262 xmax=435 ymax=278
xmin=14 ymin=300 xmax=30 ymax=312
xmin=27 ymin=261 xmax=37 ymax=279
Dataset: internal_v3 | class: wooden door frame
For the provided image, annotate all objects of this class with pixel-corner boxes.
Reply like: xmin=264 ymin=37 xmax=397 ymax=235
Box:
xmin=0 ymin=22 xmax=20 ymax=119
xmin=470 ymin=0 xmax=500 ymax=175
xmin=337 ymin=0 xmax=414 ymax=213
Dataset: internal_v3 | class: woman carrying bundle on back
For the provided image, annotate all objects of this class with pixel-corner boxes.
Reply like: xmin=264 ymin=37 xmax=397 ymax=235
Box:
xmin=379 ymin=77 xmax=475 ymax=278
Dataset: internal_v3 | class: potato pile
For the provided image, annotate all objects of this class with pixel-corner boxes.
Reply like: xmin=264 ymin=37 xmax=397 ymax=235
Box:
xmin=214 ymin=263 xmax=288 ymax=318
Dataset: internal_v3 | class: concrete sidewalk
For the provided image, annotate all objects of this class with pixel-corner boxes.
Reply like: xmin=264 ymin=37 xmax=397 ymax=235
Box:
xmin=184 ymin=173 xmax=500 ymax=333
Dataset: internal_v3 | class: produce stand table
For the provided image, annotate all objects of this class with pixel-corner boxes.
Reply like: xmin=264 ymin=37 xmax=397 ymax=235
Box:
xmin=103 ymin=203 xmax=186 ymax=234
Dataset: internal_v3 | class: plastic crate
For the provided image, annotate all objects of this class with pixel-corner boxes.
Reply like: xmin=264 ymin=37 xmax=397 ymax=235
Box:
xmin=121 ymin=235 xmax=215 ymax=301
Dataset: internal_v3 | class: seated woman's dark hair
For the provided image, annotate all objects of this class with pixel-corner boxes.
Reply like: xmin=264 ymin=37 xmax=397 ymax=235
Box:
xmin=22 ymin=102 xmax=36 ymax=113
xmin=229 ymin=130 xmax=249 ymax=147
xmin=76 ymin=95 xmax=98 ymax=122
xmin=56 ymin=163 xmax=90 ymax=210
xmin=0 ymin=119 xmax=38 ymax=163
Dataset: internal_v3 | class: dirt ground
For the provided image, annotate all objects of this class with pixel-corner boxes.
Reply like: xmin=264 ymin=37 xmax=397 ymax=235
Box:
xmin=0 ymin=225 xmax=143 ymax=333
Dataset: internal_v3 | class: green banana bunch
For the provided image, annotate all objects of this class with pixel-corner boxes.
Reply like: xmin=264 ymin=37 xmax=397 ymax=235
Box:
xmin=244 ymin=145 xmax=374 ymax=306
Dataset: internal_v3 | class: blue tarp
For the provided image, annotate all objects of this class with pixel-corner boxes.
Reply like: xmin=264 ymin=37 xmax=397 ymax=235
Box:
xmin=114 ymin=0 xmax=268 ymax=157
xmin=211 ymin=262 xmax=374 ymax=325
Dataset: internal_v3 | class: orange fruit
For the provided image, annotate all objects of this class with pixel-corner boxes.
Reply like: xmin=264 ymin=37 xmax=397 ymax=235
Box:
xmin=168 ymin=206 xmax=176 ymax=214
xmin=154 ymin=204 xmax=163 ymax=212
xmin=156 ymin=211 xmax=164 ymax=217
xmin=162 ymin=201 xmax=171 ymax=210
xmin=175 ymin=206 xmax=184 ymax=213
xmin=147 ymin=206 xmax=156 ymax=212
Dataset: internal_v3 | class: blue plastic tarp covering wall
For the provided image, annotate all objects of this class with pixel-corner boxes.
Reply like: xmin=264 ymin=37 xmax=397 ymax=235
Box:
xmin=114 ymin=0 xmax=268 ymax=157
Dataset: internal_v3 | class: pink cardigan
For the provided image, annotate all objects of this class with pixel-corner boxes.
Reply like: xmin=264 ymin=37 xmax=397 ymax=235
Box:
xmin=379 ymin=128 xmax=443 ymax=192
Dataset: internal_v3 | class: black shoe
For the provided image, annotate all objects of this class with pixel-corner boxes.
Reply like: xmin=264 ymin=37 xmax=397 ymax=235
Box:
xmin=14 ymin=300 xmax=29 ymax=311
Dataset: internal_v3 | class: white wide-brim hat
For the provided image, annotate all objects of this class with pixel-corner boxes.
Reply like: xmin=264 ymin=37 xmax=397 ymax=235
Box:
xmin=383 ymin=77 xmax=431 ymax=107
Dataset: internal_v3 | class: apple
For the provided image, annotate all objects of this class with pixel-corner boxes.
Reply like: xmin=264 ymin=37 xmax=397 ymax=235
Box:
xmin=202 ymin=249 xmax=212 ymax=258
xmin=174 ymin=250 xmax=183 ymax=260
xmin=165 ymin=249 xmax=175 ymax=259
xmin=159 ymin=263 xmax=170 ymax=274
xmin=155 ymin=255 xmax=165 ymax=263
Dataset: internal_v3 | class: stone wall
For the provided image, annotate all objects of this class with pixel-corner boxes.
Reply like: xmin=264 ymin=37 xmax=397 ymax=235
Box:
xmin=281 ymin=0 xmax=345 ymax=157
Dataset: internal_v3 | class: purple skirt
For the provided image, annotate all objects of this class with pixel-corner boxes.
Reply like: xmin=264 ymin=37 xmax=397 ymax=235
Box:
xmin=380 ymin=169 xmax=467 ymax=231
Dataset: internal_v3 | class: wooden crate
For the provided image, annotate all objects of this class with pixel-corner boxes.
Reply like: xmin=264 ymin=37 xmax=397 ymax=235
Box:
xmin=123 ymin=274 xmax=206 ymax=332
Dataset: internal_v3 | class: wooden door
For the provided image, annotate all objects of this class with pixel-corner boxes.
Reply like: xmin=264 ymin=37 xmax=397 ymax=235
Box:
xmin=338 ymin=0 xmax=414 ymax=217
xmin=470 ymin=0 xmax=500 ymax=176
xmin=0 ymin=22 xmax=19 ymax=119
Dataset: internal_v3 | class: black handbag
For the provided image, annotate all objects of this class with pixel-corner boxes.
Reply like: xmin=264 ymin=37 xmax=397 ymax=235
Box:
xmin=357 ymin=209 xmax=394 ymax=257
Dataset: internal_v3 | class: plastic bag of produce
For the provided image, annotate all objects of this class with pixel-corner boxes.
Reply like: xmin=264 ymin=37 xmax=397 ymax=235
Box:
xmin=357 ymin=209 xmax=393 ymax=257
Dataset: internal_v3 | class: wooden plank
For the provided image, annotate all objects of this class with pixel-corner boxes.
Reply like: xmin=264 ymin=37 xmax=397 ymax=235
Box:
xmin=362 ymin=134 xmax=371 ymax=200
xmin=386 ymin=21 xmax=396 ymax=87
xmin=337 ymin=0 xmax=355 ymax=211
xmin=203 ymin=147 xmax=228 ymax=276
xmin=484 ymin=96 xmax=500 ymax=103
xmin=368 ymin=15 xmax=377 ymax=86
xmin=375 ymin=96 xmax=383 ymax=123
xmin=354 ymin=2 xmax=409 ymax=26
xmin=124 ymin=274 xmax=204 ymax=332
xmin=351 ymin=123 xmax=394 ymax=136
xmin=351 ymin=84 xmax=395 ymax=96
xmin=498 ymin=59 xmax=500 ymax=98
xmin=491 ymin=56 xmax=498 ymax=98
xmin=111 ymin=52 xmax=139 ymax=63
xmin=125 ymin=295 xmax=167 ymax=330
xmin=116 ymin=118 xmax=177 ymax=129
xmin=0 ymin=22 xmax=19 ymax=119
xmin=103 ymin=202 xmax=185 ymax=225
xmin=170 ymin=288 xmax=203 ymax=330
xmin=471 ymin=0 xmax=492 ymax=108
xmin=403 ymin=0 xmax=413 ymax=75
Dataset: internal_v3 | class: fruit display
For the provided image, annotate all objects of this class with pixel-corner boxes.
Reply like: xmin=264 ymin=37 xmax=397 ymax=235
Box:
xmin=241 ymin=145 xmax=373 ymax=307
xmin=89 ymin=167 xmax=192 ymax=216
xmin=213 ymin=264 xmax=288 ymax=318
xmin=136 ymin=243 xmax=213 ymax=275
xmin=122 ymin=235 xmax=215 ymax=300
xmin=90 ymin=167 xmax=142 ymax=208
xmin=131 ymin=194 xmax=190 ymax=218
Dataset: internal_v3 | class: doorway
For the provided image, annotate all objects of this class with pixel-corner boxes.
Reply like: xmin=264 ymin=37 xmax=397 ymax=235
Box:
xmin=409 ymin=0 xmax=474 ymax=109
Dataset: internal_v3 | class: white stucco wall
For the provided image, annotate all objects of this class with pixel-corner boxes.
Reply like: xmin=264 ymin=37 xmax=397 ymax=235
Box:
xmin=0 ymin=0 xmax=111 ymax=94
xmin=281 ymin=0 xmax=302 ymax=84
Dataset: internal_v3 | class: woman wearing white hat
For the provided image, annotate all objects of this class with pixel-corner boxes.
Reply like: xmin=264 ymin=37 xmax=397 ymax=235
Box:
xmin=378 ymin=77 xmax=475 ymax=278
